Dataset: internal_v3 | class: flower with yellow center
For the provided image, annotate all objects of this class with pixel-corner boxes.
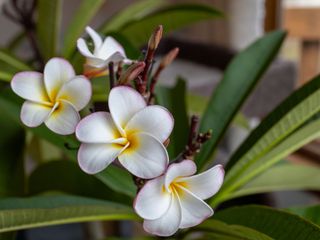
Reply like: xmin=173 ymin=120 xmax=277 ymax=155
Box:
xmin=134 ymin=160 xmax=224 ymax=237
xmin=75 ymin=86 xmax=174 ymax=179
xmin=11 ymin=58 xmax=92 ymax=135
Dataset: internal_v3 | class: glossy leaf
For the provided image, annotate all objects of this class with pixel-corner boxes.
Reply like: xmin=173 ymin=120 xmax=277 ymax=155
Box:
xmin=63 ymin=0 xmax=105 ymax=58
xmin=37 ymin=0 xmax=61 ymax=60
xmin=288 ymin=205 xmax=320 ymax=226
xmin=100 ymin=0 xmax=167 ymax=33
xmin=214 ymin=205 xmax=320 ymax=240
xmin=196 ymin=31 xmax=286 ymax=169
xmin=119 ymin=4 xmax=223 ymax=48
xmin=0 ymin=50 xmax=31 ymax=71
xmin=0 ymin=195 xmax=137 ymax=233
xmin=156 ymin=79 xmax=189 ymax=159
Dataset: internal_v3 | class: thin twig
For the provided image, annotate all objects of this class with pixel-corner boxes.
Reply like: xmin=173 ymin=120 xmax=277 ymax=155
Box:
xmin=108 ymin=62 xmax=115 ymax=89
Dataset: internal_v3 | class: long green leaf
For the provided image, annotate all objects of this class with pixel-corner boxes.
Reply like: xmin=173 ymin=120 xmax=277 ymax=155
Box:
xmin=0 ymin=195 xmax=137 ymax=233
xmin=37 ymin=0 xmax=61 ymax=60
xmin=119 ymin=4 xmax=223 ymax=48
xmin=0 ymin=87 xmax=136 ymax=197
xmin=227 ymin=163 xmax=320 ymax=201
xmin=196 ymin=31 xmax=286 ymax=169
xmin=100 ymin=0 xmax=167 ymax=33
xmin=156 ymin=79 xmax=189 ymax=159
xmin=214 ymin=205 xmax=320 ymax=240
xmin=0 ymin=50 xmax=31 ymax=71
xmin=0 ymin=72 xmax=12 ymax=82
xmin=63 ymin=0 xmax=105 ymax=58
xmin=194 ymin=219 xmax=272 ymax=240
xmin=288 ymin=205 xmax=320 ymax=226
xmin=220 ymin=75 xmax=320 ymax=202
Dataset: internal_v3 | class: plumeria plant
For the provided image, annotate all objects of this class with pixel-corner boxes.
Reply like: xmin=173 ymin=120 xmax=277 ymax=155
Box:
xmin=0 ymin=0 xmax=320 ymax=239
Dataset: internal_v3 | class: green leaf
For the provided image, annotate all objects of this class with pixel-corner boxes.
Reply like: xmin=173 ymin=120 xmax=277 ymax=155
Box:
xmin=0 ymin=105 xmax=25 ymax=197
xmin=194 ymin=219 xmax=272 ymax=240
xmin=196 ymin=31 xmax=286 ymax=169
xmin=156 ymin=79 xmax=189 ymax=159
xmin=37 ymin=0 xmax=61 ymax=60
xmin=288 ymin=205 xmax=320 ymax=226
xmin=0 ymin=72 xmax=12 ymax=82
xmin=28 ymin=160 xmax=131 ymax=204
xmin=118 ymin=4 xmax=223 ymax=48
xmin=100 ymin=0 xmax=167 ymax=33
xmin=227 ymin=163 xmax=320 ymax=200
xmin=0 ymin=87 xmax=136 ymax=197
xmin=0 ymin=50 xmax=31 ymax=71
xmin=214 ymin=205 xmax=320 ymax=240
xmin=62 ymin=0 xmax=105 ymax=59
xmin=217 ymin=75 xmax=320 ymax=205
xmin=0 ymin=195 xmax=137 ymax=233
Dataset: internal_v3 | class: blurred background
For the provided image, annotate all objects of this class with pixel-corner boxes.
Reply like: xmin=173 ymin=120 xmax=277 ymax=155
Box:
xmin=1 ymin=0 xmax=320 ymax=239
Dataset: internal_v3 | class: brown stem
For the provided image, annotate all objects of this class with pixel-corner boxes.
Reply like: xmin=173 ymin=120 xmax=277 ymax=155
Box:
xmin=108 ymin=62 xmax=115 ymax=89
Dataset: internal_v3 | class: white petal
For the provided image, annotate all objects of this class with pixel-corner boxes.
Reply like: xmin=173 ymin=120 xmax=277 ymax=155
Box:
xmin=44 ymin=100 xmax=80 ymax=135
xmin=20 ymin=101 xmax=51 ymax=127
xmin=165 ymin=160 xmax=197 ymax=192
xmin=143 ymin=193 xmax=181 ymax=237
xmin=178 ymin=187 xmax=213 ymax=229
xmin=76 ymin=112 xmax=120 ymax=143
xmin=134 ymin=176 xmax=171 ymax=220
xmin=97 ymin=36 xmax=126 ymax=60
xmin=11 ymin=72 xmax=49 ymax=103
xmin=85 ymin=26 xmax=103 ymax=52
xmin=118 ymin=132 xmax=168 ymax=179
xmin=44 ymin=58 xmax=75 ymax=101
xmin=56 ymin=76 xmax=92 ymax=111
xmin=108 ymin=86 xmax=146 ymax=131
xmin=78 ymin=143 xmax=124 ymax=174
xmin=178 ymin=164 xmax=224 ymax=200
xmin=88 ymin=52 xmax=126 ymax=69
xmin=125 ymin=105 xmax=174 ymax=143
xmin=77 ymin=38 xmax=95 ymax=58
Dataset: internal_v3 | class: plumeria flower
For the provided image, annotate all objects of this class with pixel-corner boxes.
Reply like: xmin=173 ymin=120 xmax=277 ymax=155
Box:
xmin=134 ymin=160 xmax=224 ymax=237
xmin=77 ymin=26 xmax=131 ymax=77
xmin=11 ymin=58 xmax=92 ymax=135
xmin=76 ymin=86 xmax=173 ymax=179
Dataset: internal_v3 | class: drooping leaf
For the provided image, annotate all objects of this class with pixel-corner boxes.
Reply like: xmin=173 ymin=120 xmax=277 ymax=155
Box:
xmin=194 ymin=219 xmax=272 ymax=240
xmin=37 ymin=0 xmax=62 ymax=60
xmin=227 ymin=163 xmax=320 ymax=201
xmin=0 ymin=50 xmax=31 ymax=71
xmin=214 ymin=205 xmax=320 ymax=240
xmin=196 ymin=31 xmax=286 ymax=169
xmin=156 ymin=79 xmax=189 ymax=159
xmin=28 ymin=160 xmax=131 ymax=204
xmin=62 ymin=0 xmax=105 ymax=59
xmin=100 ymin=0 xmax=167 ymax=33
xmin=118 ymin=4 xmax=223 ymax=48
xmin=288 ymin=205 xmax=320 ymax=226
xmin=0 ymin=195 xmax=137 ymax=233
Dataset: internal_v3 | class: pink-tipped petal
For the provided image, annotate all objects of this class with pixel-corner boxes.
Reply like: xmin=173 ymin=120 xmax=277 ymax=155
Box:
xmin=56 ymin=76 xmax=92 ymax=111
xmin=143 ymin=193 xmax=181 ymax=237
xmin=177 ymin=187 xmax=213 ymax=229
xmin=44 ymin=100 xmax=80 ymax=135
xmin=76 ymin=112 xmax=119 ymax=143
xmin=11 ymin=72 xmax=49 ymax=103
xmin=125 ymin=105 xmax=174 ymax=143
xmin=164 ymin=160 xmax=197 ymax=191
xmin=85 ymin=26 xmax=103 ymax=52
xmin=78 ymin=143 xmax=124 ymax=174
xmin=108 ymin=86 xmax=146 ymax=131
xmin=134 ymin=176 xmax=171 ymax=220
xmin=44 ymin=58 xmax=75 ymax=101
xmin=118 ymin=132 xmax=168 ymax=179
xmin=178 ymin=165 xmax=224 ymax=200
xmin=20 ymin=101 xmax=51 ymax=127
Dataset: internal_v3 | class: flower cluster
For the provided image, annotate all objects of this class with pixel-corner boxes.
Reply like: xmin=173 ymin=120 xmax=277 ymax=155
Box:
xmin=10 ymin=26 xmax=224 ymax=237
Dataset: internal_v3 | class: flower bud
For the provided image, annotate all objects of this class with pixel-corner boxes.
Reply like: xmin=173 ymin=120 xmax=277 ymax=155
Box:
xmin=160 ymin=47 xmax=179 ymax=68
xmin=118 ymin=62 xmax=146 ymax=85
xmin=148 ymin=25 xmax=163 ymax=51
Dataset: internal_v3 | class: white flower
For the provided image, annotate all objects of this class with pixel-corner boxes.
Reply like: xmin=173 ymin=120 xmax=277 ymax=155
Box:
xmin=75 ymin=86 xmax=174 ymax=179
xmin=11 ymin=58 xmax=92 ymax=135
xmin=134 ymin=160 xmax=224 ymax=237
xmin=77 ymin=26 xmax=131 ymax=71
